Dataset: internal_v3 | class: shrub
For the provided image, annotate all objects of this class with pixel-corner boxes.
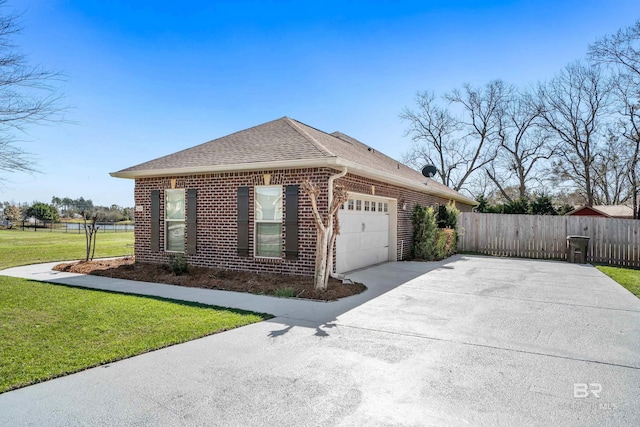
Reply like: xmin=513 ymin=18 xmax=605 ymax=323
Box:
xmin=413 ymin=204 xmax=458 ymax=261
xmin=437 ymin=201 xmax=459 ymax=229
xmin=411 ymin=204 xmax=437 ymax=260
xmin=434 ymin=228 xmax=456 ymax=259
xmin=436 ymin=205 xmax=448 ymax=228
xmin=4 ymin=205 xmax=21 ymax=222
xmin=168 ymin=254 xmax=189 ymax=275
xmin=529 ymin=194 xmax=557 ymax=215
xmin=503 ymin=197 xmax=530 ymax=214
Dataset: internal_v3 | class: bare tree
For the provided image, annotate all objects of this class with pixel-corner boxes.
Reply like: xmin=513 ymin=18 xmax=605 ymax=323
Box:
xmin=401 ymin=92 xmax=462 ymax=188
xmin=402 ymin=80 xmax=508 ymax=194
xmin=592 ymin=132 xmax=633 ymax=204
xmin=0 ymin=1 xmax=64 ymax=180
xmin=446 ymin=80 xmax=509 ymax=192
xmin=483 ymin=185 xmax=526 ymax=205
xmin=614 ymin=81 xmax=640 ymax=214
xmin=3 ymin=203 xmax=19 ymax=221
xmin=537 ymin=62 xmax=612 ymax=206
xmin=589 ymin=21 xmax=640 ymax=216
xmin=81 ymin=210 xmax=100 ymax=261
xmin=302 ymin=179 xmax=348 ymax=291
xmin=589 ymin=21 xmax=640 ymax=77
xmin=486 ymin=89 xmax=553 ymax=201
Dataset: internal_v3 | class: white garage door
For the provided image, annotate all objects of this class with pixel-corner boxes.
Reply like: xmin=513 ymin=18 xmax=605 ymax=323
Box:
xmin=335 ymin=197 xmax=390 ymax=273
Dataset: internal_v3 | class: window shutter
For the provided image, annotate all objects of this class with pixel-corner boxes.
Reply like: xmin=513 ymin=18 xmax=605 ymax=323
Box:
xmin=150 ymin=190 xmax=160 ymax=251
xmin=284 ymin=185 xmax=299 ymax=259
xmin=237 ymin=186 xmax=249 ymax=257
xmin=186 ymin=189 xmax=197 ymax=255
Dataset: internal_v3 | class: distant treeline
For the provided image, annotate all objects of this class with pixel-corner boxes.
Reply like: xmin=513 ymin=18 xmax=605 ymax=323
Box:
xmin=2 ymin=196 xmax=133 ymax=223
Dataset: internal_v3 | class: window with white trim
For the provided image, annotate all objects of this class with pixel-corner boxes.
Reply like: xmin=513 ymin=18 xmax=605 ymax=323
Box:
xmin=165 ymin=189 xmax=185 ymax=252
xmin=255 ymin=185 xmax=283 ymax=258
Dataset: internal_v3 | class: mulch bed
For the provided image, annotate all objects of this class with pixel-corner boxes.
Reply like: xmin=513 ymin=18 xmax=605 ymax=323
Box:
xmin=53 ymin=258 xmax=366 ymax=301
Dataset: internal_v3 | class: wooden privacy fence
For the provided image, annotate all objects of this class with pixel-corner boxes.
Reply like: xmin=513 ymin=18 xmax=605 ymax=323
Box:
xmin=458 ymin=212 xmax=640 ymax=268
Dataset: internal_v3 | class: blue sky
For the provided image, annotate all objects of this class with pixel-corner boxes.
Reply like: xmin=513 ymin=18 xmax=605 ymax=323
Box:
xmin=2 ymin=0 xmax=638 ymax=207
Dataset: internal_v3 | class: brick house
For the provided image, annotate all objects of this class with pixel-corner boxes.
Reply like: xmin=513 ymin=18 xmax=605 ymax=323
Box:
xmin=111 ymin=117 xmax=476 ymax=276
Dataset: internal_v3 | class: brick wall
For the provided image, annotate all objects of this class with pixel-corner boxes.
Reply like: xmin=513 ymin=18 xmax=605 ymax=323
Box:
xmin=134 ymin=168 xmax=473 ymax=276
xmin=135 ymin=168 xmax=331 ymax=276
xmin=336 ymin=173 xmax=472 ymax=261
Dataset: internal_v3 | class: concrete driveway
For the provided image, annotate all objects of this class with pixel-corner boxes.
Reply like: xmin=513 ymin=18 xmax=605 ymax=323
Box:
xmin=1 ymin=255 xmax=639 ymax=426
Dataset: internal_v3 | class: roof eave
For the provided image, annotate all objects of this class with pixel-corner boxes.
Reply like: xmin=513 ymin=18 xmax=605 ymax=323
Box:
xmin=333 ymin=159 xmax=478 ymax=206
xmin=109 ymin=158 xmax=340 ymax=179
xmin=110 ymin=157 xmax=477 ymax=206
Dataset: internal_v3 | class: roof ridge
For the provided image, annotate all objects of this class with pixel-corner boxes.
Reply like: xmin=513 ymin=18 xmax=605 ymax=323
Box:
xmin=332 ymin=130 xmax=422 ymax=178
xmin=284 ymin=117 xmax=336 ymax=157
xmin=330 ymin=131 xmax=355 ymax=146
xmin=163 ymin=117 xmax=288 ymax=155
xmin=287 ymin=120 xmax=459 ymax=199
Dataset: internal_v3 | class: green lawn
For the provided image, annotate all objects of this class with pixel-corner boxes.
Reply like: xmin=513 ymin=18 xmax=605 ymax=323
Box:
xmin=596 ymin=265 xmax=640 ymax=298
xmin=0 ymin=276 xmax=270 ymax=393
xmin=0 ymin=229 xmax=134 ymax=270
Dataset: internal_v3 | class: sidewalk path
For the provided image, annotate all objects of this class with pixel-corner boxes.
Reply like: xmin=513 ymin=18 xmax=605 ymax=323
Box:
xmin=1 ymin=259 xmax=441 ymax=324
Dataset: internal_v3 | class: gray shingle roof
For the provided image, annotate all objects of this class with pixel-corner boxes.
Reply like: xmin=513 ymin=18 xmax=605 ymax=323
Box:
xmin=113 ymin=117 xmax=474 ymax=204
xmin=117 ymin=117 xmax=327 ymax=172
xmin=593 ymin=205 xmax=634 ymax=218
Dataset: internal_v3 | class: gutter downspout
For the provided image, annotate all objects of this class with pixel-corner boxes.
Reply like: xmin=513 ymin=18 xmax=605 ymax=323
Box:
xmin=328 ymin=167 xmax=348 ymax=281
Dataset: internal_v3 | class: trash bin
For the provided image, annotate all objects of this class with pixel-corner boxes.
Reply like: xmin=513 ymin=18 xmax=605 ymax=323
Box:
xmin=566 ymin=235 xmax=590 ymax=264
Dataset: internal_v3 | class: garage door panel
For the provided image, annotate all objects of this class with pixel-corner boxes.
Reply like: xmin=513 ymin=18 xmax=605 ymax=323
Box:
xmin=340 ymin=213 xmax=388 ymax=230
xmin=362 ymin=229 xmax=388 ymax=243
xmin=339 ymin=214 xmax=362 ymax=229
xmin=336 ymin=236 xmax=363 ymax=254
xmin=362 ymin=222 xmax=388 ymax=233
xmin=362 ymin=247 xmax=387 ymax=264
xmin=336 ymin=249 xmax=386 ymax=273
xmin=336 ymin=196 xmax=392 ymax=273
xmin=365 ymin=215 xmax=389 ymax=229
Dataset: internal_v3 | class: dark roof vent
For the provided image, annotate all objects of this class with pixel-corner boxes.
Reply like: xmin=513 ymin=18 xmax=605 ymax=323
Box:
xmin=422 ymin=164 xmax=437 ymax=178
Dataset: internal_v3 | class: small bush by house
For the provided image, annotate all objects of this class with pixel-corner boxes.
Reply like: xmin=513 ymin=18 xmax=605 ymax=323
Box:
xmin=412 ymin=203 xmax=459 ymax=261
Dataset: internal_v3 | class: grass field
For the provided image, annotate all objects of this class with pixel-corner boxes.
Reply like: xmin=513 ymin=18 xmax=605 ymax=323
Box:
xmin=596 ymin=265 xmax=640 ymax=298
xmin=0 ymin=276 xmax=269 ymax=393
xmin=0 ymin=229 xmax=134 ymax=270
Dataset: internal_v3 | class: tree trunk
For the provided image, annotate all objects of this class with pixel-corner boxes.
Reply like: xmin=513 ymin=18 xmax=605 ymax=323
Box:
xmin=324 ymin=215 xmax=341 ymax=288
xmin=585 ymin=165 xmax=594 ymax=207
xmin=83 ymin=212 xmax=90 ymax=261
xmin=314 ymin=228 xmax=329 ymax=290
xmin=302 ymin=178 xmax=348 ymax=291
xmin=91 ymin=227 xmax=98 ymax=260
xmin=518 ymin=166 xmax=527 ymax=199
